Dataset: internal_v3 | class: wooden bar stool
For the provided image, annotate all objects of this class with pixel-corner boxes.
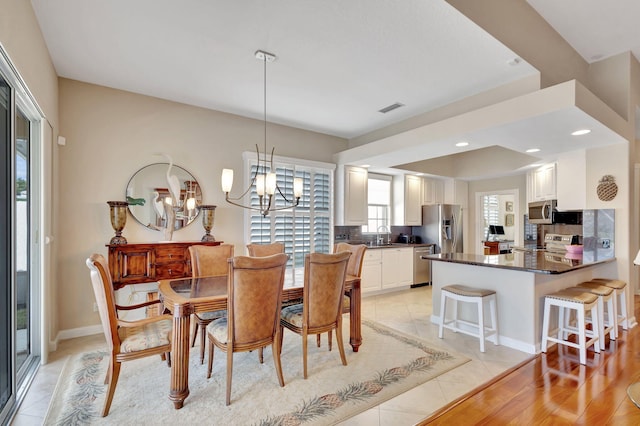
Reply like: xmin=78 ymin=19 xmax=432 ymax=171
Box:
xmin=439 ymin=284 xmax=498 ymax=352
xmin=573 ymin=283 xmax=616 ymax=350
xmin=541 ymin=289 xmax=600 ymax=365
xmin=590 ymin=278 xmax=628 ymax=334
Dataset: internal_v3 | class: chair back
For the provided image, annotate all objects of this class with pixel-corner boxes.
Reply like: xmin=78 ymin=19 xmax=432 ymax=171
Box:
xmin=304 ymin=252 xmax=351 ymax=328
xmin=246 ymin=242 xmax=285 ymax=257
xmin=334 ymin=243 xmax=367 ymax=277
xmin=228 ymin=253 xmax=288 ymax=347
xmin=189 ymin=244 xmax=234 ymax=277
xmin=86 ymin=253 xmax=120 ymax=352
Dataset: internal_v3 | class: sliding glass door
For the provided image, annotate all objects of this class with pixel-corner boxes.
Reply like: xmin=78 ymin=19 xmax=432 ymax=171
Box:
xmin=0 ymin=54 xmax=42 ymax=423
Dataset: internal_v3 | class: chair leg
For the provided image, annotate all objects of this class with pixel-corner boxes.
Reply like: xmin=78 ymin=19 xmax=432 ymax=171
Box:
xmin=438 ymin=292 xmax=447 ymax=339
xmin=316 ymin=334 xmax=321 ymax=347
xmin=258 ymin=347 xmax=264 ymax=364
xmin=165 ymin=351 xmax=171 ymax=367
xmin=328 ymin=330 xmax=333 ymax=351
xmin=477 ymin=297 xmax=486 ymax=353
xmin=102 ymin=359 xmax=121 ymax=417
xmin=190 ymin=315 xmax=198 ymax=348
xmin=302 ymin=331 xmax=308 ymax=379
xmin=272 ymin=331 xmax=285 ymax=387
xmin=225 ymin=349 xmax=233 ymax=406
xmin=335 ymin=322 xmax=347 ymax=367
xmin=199 ymin=322 xmax=207 ymax=365
xmin=577 ymin=307 xmax=587 ymax=365
xmin=207 ymin=339 xmax=215 ymax=379
xmin=541 ymin=299 xmax=551 ymax=353
xmin=104 ymin=360 xmax=112 ymax=385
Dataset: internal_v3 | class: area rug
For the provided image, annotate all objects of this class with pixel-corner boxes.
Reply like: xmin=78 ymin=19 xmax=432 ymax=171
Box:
xmin=44 ymin=320 xmax=469 ymax=425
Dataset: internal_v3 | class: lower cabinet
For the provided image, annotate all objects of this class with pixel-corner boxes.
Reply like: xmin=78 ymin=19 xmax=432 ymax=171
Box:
xmin=362 ymin=247 xmax=413 ymax=294
xmin=361 ymin=250 xmax=382 ymax=293
xmin=381 ymin=247 xmax=413 ymax=289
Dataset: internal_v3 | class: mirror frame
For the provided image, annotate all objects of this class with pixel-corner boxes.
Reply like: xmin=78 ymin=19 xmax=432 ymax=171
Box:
xmin=125 ymin=162 xmax=202 ymax=231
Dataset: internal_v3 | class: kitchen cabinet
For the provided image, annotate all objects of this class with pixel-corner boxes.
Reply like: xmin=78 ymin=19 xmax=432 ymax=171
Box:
xmin=528 ymin=163 xmax=556 ymax=202
xmin=423 ymin=178 xmax=444 ymax=205
xmin=361 ymin=250 xmax=382 ymax=293
xmin=393 ymin=174 xmax=422 ymax=226
xmin=335 ymin=165 xmax=368 ymax=226
xmin=381 ymin=247 xmax=413 ymax=289
xmin=444 ymin=179 xmax=468 ymax=207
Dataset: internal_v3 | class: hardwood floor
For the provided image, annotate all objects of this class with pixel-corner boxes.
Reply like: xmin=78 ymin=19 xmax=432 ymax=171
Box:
xmin=420 ymin=295 xmax=640 ymax=425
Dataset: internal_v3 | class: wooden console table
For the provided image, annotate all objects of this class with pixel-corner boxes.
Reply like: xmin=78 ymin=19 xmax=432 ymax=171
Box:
xmin=106 ymin=241 xmax=222 ymax=289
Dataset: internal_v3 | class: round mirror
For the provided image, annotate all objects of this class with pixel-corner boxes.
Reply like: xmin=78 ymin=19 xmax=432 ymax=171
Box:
xmin=126 ymin=163 xmax=202 ymax=231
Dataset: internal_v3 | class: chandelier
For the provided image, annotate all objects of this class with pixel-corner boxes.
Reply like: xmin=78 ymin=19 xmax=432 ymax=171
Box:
xmin=221 ymin=50 xmax=303 ymax=217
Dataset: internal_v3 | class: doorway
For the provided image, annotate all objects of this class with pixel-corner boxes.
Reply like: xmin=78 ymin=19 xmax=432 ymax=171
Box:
xmin=476 ymin=189 xmax=520 ymax=254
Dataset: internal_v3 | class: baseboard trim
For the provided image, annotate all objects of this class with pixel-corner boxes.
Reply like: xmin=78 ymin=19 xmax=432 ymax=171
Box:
xmin=56 ymin=324 xmax=103 ymax=343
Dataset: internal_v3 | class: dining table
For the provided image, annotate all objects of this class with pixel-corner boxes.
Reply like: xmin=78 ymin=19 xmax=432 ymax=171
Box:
xmin=158 ymin=272 xmax=362 ymax=409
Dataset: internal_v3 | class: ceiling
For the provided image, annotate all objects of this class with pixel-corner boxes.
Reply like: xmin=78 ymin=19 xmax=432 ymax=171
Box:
xmin=30 ymin=0 xmax=636 ymax=178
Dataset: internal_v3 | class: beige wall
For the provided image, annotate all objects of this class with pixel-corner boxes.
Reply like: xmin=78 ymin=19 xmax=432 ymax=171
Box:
xmin=57 ymin=78 xmax=347 ymax=333
xmin=0 ymin=0 xmax=59 ymax=355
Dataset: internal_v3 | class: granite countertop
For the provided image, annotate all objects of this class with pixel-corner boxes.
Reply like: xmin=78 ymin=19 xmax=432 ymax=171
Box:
xmin=425 ymin=250 xmax=615 ymax=274
xmin=340 ymin=242 xmax=435 ymax=249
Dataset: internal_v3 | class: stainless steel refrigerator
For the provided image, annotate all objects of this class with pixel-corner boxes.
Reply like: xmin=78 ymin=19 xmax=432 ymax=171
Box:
xmin=414 ymin=204 xmax=463 ymax=254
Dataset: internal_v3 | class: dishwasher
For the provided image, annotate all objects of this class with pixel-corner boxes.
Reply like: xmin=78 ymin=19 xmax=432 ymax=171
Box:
xmin=412 ymin=245 xmax=435 ymax=287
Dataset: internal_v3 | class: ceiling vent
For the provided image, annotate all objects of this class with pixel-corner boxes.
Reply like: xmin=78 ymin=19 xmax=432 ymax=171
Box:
xmin=378 ymin=102 xmax=405 ymax=114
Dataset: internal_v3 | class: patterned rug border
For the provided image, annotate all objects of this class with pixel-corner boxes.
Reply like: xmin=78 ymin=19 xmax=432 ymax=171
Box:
xmin=44 ymin=320 xmax=470 ymax=425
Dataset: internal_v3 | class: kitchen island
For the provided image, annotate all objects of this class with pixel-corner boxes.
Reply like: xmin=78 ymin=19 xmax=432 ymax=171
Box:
xmin=427 ymin=250 xmax=617 ymax=354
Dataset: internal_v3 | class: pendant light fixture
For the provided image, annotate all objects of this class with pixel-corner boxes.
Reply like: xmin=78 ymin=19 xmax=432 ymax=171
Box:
xmin=221 ymin=50 xmax=303 ymax=217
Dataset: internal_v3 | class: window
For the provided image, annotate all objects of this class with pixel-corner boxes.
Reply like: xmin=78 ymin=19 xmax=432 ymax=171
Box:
xmin=482 ymin=195 xmax=499 ymax=238
xmin=246 ymin=154 xmax=334 ymax=284
xmin=362 ymin=173 xmax=391 ymax=233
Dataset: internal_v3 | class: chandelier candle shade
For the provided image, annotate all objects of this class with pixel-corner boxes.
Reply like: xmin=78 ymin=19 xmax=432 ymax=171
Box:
xmin=221 ymin=50 xmax=303 ymax=217
xmin=107 ymin=201 xmax=129 ymax=245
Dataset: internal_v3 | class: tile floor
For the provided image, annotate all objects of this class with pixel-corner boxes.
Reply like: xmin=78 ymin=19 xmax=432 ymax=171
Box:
xmin=11 ymin=286 xmax=531 ymax=425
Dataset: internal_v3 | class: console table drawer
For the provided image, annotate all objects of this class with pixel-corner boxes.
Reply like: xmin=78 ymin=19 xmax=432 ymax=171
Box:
xmin=155 ymin=247 xmax=186 ymax=264
xmin=155 ymin=263 xmax=186 ymax=279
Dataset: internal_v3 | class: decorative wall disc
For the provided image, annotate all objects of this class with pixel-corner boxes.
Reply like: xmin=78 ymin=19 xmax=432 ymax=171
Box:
xmin=597 ymin=175 xmax=617 ymax=202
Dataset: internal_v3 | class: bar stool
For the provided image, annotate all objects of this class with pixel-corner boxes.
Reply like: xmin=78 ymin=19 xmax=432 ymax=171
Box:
xmin=573 ymin=282 xmax=616 ymax=350
xmin=590 ymin=278 xmax=628 ymax=334
xmin=439 ymin=284 xmax=499 ymax=352
xmin=541 ymin=289 xmax=600 ymax=365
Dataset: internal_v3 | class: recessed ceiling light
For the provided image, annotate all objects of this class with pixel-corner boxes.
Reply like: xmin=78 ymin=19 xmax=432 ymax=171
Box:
xmin=526 ymin=148 xmax=540 ymax=153
xmin=507 ymin=57 xmax=522 ymax=66
xmin=455 ymin=141 xmax=469 ymax=147
xmin=360 ymin=164 xmax=370 ymax=168
xmin=415 ymin=172 xmax=424 ymax=176
xmin=571 ymin=129 xmax=591 ymax=136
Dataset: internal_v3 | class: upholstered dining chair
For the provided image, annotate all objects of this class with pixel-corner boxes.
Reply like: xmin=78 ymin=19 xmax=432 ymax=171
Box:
xmin=316 ymin=242 xmax=367 ymax=349
xmin=86 ymin=253 xmax=173 ymax=417
xmin=188 ymin=244 xmax=234 ymax=364
xmin=246 ymin=242 xmax=285 ymax=257
xmin=206 ymin=253 xmax=289 ymax=405
xmin=280 ymin=251 xmax=351 ymax=379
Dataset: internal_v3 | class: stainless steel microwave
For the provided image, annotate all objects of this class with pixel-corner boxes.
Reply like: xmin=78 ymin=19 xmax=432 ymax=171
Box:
xmin=528 ymin=200 xmax=556 ymax=224
xmin=528 ymin=200 xmax=582 ymax=225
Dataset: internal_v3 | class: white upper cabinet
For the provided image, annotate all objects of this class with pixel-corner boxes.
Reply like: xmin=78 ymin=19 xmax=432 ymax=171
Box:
xmin=393 ymin=174 xmax=422 ymax=226
xmin=423 ymin=177 xmax=444 ymax=205
xmin=335 ymin=165 xmax=368 ymax=226
xmin=528 ymin=163 xmax=556 ymax=202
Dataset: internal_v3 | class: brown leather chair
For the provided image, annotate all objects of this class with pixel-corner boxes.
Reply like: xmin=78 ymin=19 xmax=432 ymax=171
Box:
xmin=206 ymin=253 xmax=289 ymax=405
xmin=86 ymin=254 xmax=172 ymax=416
xmin=246 ymin=242 xmax=285 ymax=257
xmin=280 ymin=251 xmax=351 ymax=379
xmin=188 ymin=244 xmax=234 ymax=364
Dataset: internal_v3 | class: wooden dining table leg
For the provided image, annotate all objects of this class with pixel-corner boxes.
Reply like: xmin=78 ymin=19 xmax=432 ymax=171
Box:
xmin=168 ymin=303 xmax=192 ymax=409
xmin=348 ymin=278 xmax=362 ymax=352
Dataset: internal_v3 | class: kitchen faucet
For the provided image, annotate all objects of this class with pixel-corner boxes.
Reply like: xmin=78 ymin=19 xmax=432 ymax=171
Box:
xmin=377 ymin=225 xmax=390 ymax=245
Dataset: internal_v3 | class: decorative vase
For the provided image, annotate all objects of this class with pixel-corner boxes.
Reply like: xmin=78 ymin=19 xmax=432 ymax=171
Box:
xmin=199 ymin=205 xmax=217 ymax=242
xmin=107 ymin=201 xmax=129 ymax=245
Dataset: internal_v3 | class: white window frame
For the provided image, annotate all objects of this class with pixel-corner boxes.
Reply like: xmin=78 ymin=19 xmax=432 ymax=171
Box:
xmin=242 ymin=151 xmax=335 ymax=283
xmin=362 ymin=173 xmax=392 ymax=234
